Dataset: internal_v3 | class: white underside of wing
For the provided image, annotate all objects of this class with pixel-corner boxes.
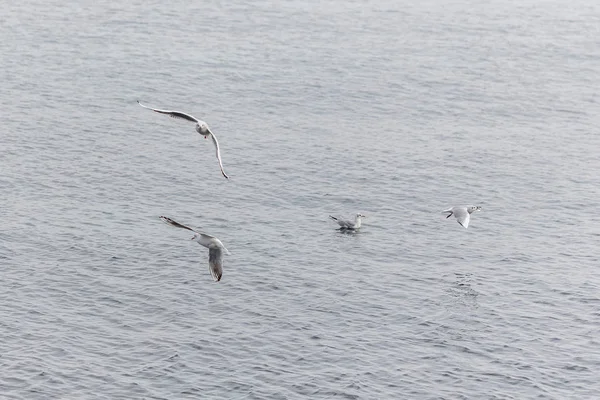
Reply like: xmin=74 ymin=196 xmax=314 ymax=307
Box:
xmin=453 ymin=209 xmax=470 ymax=228
xmin=208 ymin=131 xmax=229 ymax=179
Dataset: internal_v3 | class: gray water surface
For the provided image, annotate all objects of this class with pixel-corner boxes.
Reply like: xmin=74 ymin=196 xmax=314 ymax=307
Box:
xmin=2 ymin=0 xmax=600 ymax=399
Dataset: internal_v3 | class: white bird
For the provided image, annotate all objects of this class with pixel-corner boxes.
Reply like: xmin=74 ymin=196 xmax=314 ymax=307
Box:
xmin=138 ymin=101 xmax=229 ymax=179
xmin=160 ymin=216 xmax=230 ymax=282
xmin=442 ymin=206 xmax=482 ymax=229
xmin=329 ymin=213 xmax=366 ymax=230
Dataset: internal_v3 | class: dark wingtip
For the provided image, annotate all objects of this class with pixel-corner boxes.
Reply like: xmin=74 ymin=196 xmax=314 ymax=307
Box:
xmin=160 ymin=216 xmax=176 ymax=224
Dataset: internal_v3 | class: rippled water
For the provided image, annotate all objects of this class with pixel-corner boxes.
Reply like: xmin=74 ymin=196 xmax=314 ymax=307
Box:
xmin=2 ymin=0 xmax=600 ymax=398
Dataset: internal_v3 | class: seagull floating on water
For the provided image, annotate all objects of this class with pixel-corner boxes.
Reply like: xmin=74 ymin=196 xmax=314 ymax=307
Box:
xmin=160 ymin=216 xmax=230 ymax=282
xmin=329 ymin=213 xmax=366 ymax=230
xmin=138 ymin=101 xmax=229 ymax=179
xmin=442 ymin=206 xmax=482 ymax=229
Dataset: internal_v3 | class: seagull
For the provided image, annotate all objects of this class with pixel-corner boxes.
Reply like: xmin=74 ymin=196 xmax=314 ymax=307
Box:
xmin=442 ymin=206 xmax=482 ymax=229
xmin=160 ymin=216 xmax=230 ymax=282
xmin=329 ymin=213 xmax=366 ymax=230
xmin=138 ymin=101 xmax=229 ymax=179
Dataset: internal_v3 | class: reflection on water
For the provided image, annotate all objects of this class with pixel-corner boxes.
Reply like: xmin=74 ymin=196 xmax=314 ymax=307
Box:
xmin=447 ymin=273 xmax=479 ymax=308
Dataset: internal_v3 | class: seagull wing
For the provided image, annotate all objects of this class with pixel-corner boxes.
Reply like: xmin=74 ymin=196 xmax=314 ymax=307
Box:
xmin=138 ymin=101 xmax=200 ymax=123
xmin=208 ymin=129 xmax=229 ymax=179
xmin=329 ymin=215 xmax=344 ymax=227
xmin=160 ymin=216 xmax=200 ymax=233
xmin=442 ymin=207 xmax=454 ymax=219
xmin=329 ymin=215 xmax=352 ymax=228
xmin=453 ymin=208 xmax=470 ymax=228
xmin=208 ymin=247 xmax=224 ymax=282
xmin=345 ymin=221 xmax=357 ymax=229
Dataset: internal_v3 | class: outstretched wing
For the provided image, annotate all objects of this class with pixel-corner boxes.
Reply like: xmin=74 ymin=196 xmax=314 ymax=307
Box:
xmin=208 ymin=129 xmax=229 ymax=179
xmin=138 ymin=101 xmax=200 ymax=123
xmin=160 ymin=216 xmax=200 ymax=233
xmin=208 ymin=247 xmax=224 ymax=282
xmin=453 ymin=208 xmax=470 ymax=228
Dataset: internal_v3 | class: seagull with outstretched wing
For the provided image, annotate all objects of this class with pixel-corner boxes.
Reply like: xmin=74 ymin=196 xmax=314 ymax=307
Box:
xmin=138 ymin=101 xmax=229 ymax=179
xmin=442 ymin=206 xmax=482 ymax=229
xmin=160 ymin=216 xmax=230 ymax=282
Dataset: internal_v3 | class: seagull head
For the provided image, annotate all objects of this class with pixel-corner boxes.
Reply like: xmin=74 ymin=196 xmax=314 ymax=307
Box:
xmin=468 ymin=206 xmax=482 ymax=213
xmin=356 ymin=213 xmax=367 ymax=218
xmin=195 ymin=122 xmax=211 ymax=137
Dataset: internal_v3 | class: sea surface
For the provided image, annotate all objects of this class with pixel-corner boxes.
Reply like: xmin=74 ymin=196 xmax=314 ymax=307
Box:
xmin=2 ymin=0 xmax=600 ymax=398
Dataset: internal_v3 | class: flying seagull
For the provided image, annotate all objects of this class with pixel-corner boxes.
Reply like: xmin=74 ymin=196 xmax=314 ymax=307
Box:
xmin=138 ymin=101 xmax=229 ymax=179
xmin=442 ymin=206 xmax=482 ymax=229
xmin=329 ymin=213 xmax=366 ymax=230
xmin=160 ymin=216 xmax=230 ymax=282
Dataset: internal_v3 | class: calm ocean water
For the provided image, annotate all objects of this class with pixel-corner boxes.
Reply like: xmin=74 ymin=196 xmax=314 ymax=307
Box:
xmin=2 ymin=0 xmax=600 ymax=398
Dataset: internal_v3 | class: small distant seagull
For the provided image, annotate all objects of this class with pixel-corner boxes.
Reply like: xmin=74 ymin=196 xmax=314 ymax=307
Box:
xmin=160 ymin=216 xmax=230 ymax=282
xmin=442 ymin=206 xmax=482 ymax=229
xmin=138 ymin=101 xmax=229 ymax=179
xmin=329 ymin=213 xmax=366 ymax=230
